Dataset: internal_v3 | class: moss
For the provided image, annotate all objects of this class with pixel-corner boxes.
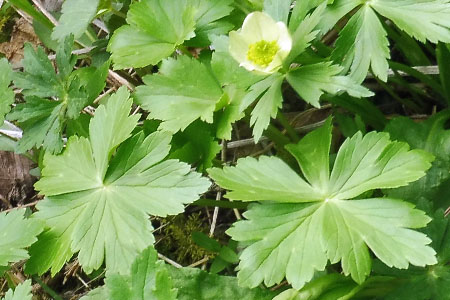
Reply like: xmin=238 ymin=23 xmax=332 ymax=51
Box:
xmin=155 ymin=212 xmax=212 ymax=265
xmin=0 ymin=5 xmax=17 ymax=43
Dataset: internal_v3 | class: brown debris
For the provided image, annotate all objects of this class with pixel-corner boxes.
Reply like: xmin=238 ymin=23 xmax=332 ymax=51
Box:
xmin=0 ymin=17 xmax=41 ymax=68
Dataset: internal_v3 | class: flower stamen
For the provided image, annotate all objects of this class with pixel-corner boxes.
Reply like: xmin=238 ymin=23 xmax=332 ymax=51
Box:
xmin=247 ymin=40 xmax=280 ymax=67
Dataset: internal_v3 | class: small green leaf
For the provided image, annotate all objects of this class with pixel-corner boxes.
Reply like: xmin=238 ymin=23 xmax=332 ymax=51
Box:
xmin=315 ymin=0 xmax=363 ymax=35
xmin=249 ymin=73 xmax=284 ymax=142
xmin=384 ymin=111 xmax=450 ymax=208
xmin=0 ymin=209 xmax=44 ymax=267
xmin=331 ymin=4 xmax=390 ymax=83
xmin=106 ymin=246 xmax=177 ymax=300
xmin=169 ymin=121 xmax=221 ymax=171
xmin=168 ymin=266 xmax=277 ymax=299
xmin=263 ymin=0 xmax=292 ymax=24
xmin=7 ymin=97 xmax=65 ymax=153
xmin=8 ymin=37 xmax=91 ymax=153
xmin=13 ymin=44 xmax=62 ymax=98
xmin=192 ymin=231 xmax=221 ymax=252
xmin=285 ymin=2 xmax=326 ymax=65
xmin=1 ymin=280 xmax=33 ymax=300
xmin=108 ymin=0 xmax=196 ymax=69
xmin=52 ymin=0 xmax=100 ymax=41
xmin=286 ymin=62 xmax=374 ymax=107
xmin=135 ymin=56 xmax=223 ymax=133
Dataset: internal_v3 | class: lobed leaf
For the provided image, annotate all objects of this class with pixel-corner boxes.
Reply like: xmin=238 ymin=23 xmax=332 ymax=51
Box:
xmin=27 ymin=87 xmax=210 ymax=275
xmin=210 ymin=122 xmax=436 ymax=289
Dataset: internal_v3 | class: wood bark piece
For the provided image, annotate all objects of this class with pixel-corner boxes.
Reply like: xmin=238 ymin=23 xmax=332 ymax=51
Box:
xmin=0 ymin=151 xmax=35 ymax=210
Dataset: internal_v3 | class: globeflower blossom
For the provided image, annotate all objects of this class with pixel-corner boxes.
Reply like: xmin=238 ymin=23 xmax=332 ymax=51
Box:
xmin=229 ymin=11 xmax=292 ymax=74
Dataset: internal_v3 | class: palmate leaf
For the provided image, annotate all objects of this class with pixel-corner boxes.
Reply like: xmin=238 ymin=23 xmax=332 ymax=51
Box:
xmin=108 ymin=0 xmax=196 ymax=69
xmin=1 ymin=280 xmax=33 ymax=300
xmin=135 ymin=56 xmax=224 ymax=133
xmin=0 ymin=209 xmax=44 ymax=267
xmin=25 ymin=87 xmax=210 ymax=276
xmin=7 ymin=37 xmax=105 ymax=153
xmin=209 ymin=118 xmax=437 ymax=289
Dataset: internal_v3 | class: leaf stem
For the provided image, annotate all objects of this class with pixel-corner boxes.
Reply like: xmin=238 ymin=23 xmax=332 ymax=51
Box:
xmin=276 ymin=111 xmax=300 ymax=142
xmin=110 ymin=8 xmax=127 ymax=19
xmin=33 ymin=276 xmax=63 ymax=300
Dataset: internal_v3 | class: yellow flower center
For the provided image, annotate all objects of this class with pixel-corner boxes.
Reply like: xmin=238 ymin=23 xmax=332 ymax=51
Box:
xmin=247 ymin=40 xmax=279 ymax=67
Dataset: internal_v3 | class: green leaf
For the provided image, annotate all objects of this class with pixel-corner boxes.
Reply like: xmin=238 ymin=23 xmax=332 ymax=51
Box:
xmin=328 ymin=131 xmax=434 ymax=200
xmin=263 ymin=0 xmax=292 ymax=24
xmin=168 ymin=266 xmax=277 ymax=299
xmin=285 ymin=2 xmax=326 ymax=65
xmin=0 ymin=209 xmax=44 ymax=267
xmin=285 ymin=117 xmax=332 ymax=191
xmin=187 ymin=0 xmax=234 ymax=47
xmin=331 ymin=4 xmax=390 ymax=82
xmin=80 ymin=287 xmax=108 ymax=300
xmin=384 ymin=111 xmax=450 ymax=207
xmin=26 ymin=87 xmax=210 ymax=275
xmin=249 ymin=73 xmax=284 ymax=142
xmin=7 ymin=97 xmax=65 ymax=153
xmin=289 ymin=0 xmax=332 ymax=31
xmin=214 ymin=86 xmax=246 ymax=140
xmin=13 ymin=43 xmax=62 ymax=98
xmin=0 ymin=58 xmax=14 ymax=125
xmin=108 ymin=0 xmax=196 ymax=69
xmin=371 ymin=0 xmax=450 ymax=44
xmin=52 ymin=0 xmax=100 ymax=40
xmin=135 ymin=56 xmax=223 ymax=133
xmin=1 ymin=280 xmax=33 ymax=300
xmin=7 ymin=0 xmax=53 ymax=29
xmin=169 ymin=121 xmax=221 ymax=171
xmin=286 ymin=62 xmax=374 ymax=107
xmin=7 ymin=37 xmax=90 ymax=153
xmin=316 ymin=0 xmax=363 ymax=35
xmin=371 ymin=209 xmax=450 ymax=300
xmin=210 ymin=124 xmax=436 ymax=289
xmin=208 ymin=156 xmax=323 ymax=203
xmin=106 ymin=246 xmax=177 ymax=300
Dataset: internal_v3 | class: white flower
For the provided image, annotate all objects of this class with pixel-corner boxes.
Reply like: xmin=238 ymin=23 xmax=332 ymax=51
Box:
xmin=229 ymin=11 xmax=292 ymax=74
